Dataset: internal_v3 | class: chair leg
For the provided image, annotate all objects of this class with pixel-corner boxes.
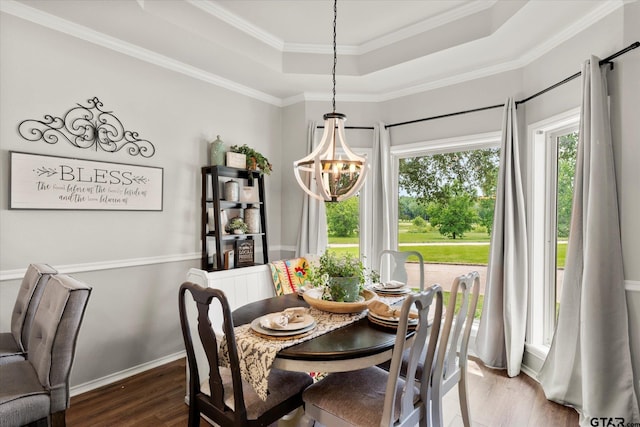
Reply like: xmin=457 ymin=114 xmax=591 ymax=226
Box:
xmin=458 ymin=365 xmax=471 ymax=427
xmin=51 ymin=410 xmax=66 ymax=427
xmin=188 ymin=403 xmax=201 ymax=427
xmin=431 ymin=386 xmax=444 ymax=427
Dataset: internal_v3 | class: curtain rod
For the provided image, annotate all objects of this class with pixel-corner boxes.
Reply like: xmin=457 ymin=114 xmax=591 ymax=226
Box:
xmin=385 ymin=41 xmax=639 ymax=129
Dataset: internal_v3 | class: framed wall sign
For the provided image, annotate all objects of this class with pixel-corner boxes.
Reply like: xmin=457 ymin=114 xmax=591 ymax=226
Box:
xmin=10 ymin=151 xmax=163 ymax=211
xmin=235 ymin=240 xmax=254 ymax=267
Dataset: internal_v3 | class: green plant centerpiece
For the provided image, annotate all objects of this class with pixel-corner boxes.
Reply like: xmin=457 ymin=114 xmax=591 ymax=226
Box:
xmin=309 ymin=250 xmax=377 ymax=302
xmin=229 ymin=144 xmax=272 ymax=175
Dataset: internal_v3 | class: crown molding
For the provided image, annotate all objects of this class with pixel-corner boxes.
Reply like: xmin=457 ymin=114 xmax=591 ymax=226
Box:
xmin=1 ymin=0 xmax=627 ymax=105
xmin=0 ymin=0 xmax=283 ymax=107
xmin=186 ymin=0 xmax=285 ymax=51
xmin=358 ymin=0 xmax=496 ymax=55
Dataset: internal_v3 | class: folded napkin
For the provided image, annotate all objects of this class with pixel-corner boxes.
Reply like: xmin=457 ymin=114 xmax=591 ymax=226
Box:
xmin=369 ymin=300 xmax=418 ymax=319
xmin=382 ymin=280 xmax=406 ymax=289
xmin=259 ymin=307 xmax=308 ymax=330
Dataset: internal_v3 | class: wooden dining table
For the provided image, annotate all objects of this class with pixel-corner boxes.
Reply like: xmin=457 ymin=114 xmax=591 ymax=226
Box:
xmin=231 ymin=292 xmax=414 ymax=373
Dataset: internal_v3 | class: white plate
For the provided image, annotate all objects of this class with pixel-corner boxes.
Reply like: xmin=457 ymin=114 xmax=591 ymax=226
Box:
xmin=259 ymin=312 xmax=315 ymax=331
xmin=373 ymin=286 xmax=412 ymax=295
xmin=250 ymin=317 xmax=317 ymax=337
xmin=368 ymin=310 xmax=419 ymax=325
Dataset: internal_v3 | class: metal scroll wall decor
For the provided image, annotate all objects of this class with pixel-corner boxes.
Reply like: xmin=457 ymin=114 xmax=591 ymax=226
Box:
xmin=18 ymin=97 xmax=156 ymax=158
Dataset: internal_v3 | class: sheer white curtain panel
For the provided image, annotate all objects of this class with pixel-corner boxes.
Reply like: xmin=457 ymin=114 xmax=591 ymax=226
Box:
xmin=295 ymin=121 xmax=328 ymax=257
xmin=475 ymin=97 xmax=528 ymax=377
xmin=538 ymin=56 xmax=639 ymax=425
xmin=370 ymin=123 xmax=392 ymax=272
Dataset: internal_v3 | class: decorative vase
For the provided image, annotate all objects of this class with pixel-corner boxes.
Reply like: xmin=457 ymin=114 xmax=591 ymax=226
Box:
xmin=209 ymin=135 xmax=225 ymax=166
xmin=244 ymin=205 xmax=260 ymax=234
xmin=328 ymin=276 xmax=361 ymax=302
xmin=224 ymin=180 xmax=239 ymax=201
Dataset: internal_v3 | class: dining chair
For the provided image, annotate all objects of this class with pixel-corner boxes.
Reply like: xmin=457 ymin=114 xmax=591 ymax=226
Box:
xmin=0 ymin=263 xmax=57 ymax=365
xmin=0 ymin=274 xmax=92 ymax=427
xmin=301 ymin=284 xmax=444 ymax=427
xmin=430 ymin=271 xmax=480 ymax=427
xmin=178 ymin=281 xmax=313 ymax=427
xmin=379 ymin=250 xmax=424 ymax=291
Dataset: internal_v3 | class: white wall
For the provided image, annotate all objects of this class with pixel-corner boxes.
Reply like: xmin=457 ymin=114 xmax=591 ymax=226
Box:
xmin=0 ymin=12 xmax=283 ymax=388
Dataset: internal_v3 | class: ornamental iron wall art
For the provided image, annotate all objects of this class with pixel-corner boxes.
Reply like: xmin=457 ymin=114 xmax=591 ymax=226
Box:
xmin=18 ymin=97 xmax=156 ymax=158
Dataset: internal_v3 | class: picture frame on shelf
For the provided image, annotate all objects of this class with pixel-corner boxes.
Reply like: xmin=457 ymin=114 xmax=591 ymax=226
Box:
xmin=235 ymin=240 xmax=254 ymax=267
xmin=226 ymin=152 xmax=246 ymax=169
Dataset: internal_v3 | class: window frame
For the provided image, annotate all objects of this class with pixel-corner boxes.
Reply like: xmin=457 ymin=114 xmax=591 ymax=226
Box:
xmin=527 ymin=108 xmax=580 ymax=355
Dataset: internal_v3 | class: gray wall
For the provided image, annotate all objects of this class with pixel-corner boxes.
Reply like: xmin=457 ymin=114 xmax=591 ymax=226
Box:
xmin=0 ymin=12 xmax=283 ymax=387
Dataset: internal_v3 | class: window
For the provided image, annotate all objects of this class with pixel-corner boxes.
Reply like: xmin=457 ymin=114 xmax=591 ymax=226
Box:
xmin=529 ymin=109 xmax=579 ymax=350
xmin=391 ymin=132 xmax=501 ymax=313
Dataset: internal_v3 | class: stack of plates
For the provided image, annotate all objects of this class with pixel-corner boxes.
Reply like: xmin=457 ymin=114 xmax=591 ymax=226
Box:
xmin=367 ymin=310 xmax=419 ymax=329
xmin=250 ymin=312 xmax=316 ymax=337
xmin=371 ymin=281 xmax=412 ymax=296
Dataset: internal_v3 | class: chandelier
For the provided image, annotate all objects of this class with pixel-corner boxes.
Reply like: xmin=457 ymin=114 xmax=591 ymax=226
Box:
xmin=293 ymin=0 xmax=369 ymax=202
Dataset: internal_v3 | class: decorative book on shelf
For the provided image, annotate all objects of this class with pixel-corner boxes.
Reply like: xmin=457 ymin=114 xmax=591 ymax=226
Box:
xmin=200 ymin=165 xmax=268 ymax=272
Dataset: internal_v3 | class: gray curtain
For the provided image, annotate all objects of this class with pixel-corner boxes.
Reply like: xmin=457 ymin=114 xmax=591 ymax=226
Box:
xmin=538 ymin=56 xmax=639 ymax=425
xmin=295 ymin=121 xmax=328 ymax=257
xmin=475 ymin=98 xmax=528 ymax=377
xmin=370 ymin=123 xmax=393 ymax=272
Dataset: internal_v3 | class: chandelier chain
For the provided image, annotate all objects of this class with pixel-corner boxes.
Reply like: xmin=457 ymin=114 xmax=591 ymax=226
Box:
xmin=332 ymin=0 xmax=337 ymax=113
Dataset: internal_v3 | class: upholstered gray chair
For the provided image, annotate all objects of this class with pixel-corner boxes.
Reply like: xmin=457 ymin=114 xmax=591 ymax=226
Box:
xmin=179 ymin=282 xmax=313 ymax=427
xmin=379 ymin=250 xmax=424 ymax=291
xmin=0 ymin=263 xmax=57 ymax=365
xmin=302 ymin=284 xmax=444 ymax=427
xmin=0 ymin=274 xmax=92 ymax=427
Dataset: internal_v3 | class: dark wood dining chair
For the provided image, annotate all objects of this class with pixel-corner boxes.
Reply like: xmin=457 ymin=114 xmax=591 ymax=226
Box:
xmin=0 ymin=263 xmax=57 ymax=365
xmin=178 ymin=282 xmax=313 ymax=427
xmin=301 ymin=284 xmax=444 ymax=427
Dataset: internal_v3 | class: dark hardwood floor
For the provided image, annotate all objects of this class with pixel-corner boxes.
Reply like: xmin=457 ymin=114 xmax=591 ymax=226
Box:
xmin=66 ymin=357 xmax=578 ymax=427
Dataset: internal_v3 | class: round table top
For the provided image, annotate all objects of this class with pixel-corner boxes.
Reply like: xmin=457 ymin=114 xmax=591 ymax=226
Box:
xmin=232 ymin=293 xmax=408 ymax=370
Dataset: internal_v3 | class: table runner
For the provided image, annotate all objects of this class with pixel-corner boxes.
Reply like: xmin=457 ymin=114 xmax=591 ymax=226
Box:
xmin=219 ymin=307 xmax=368 ymax=400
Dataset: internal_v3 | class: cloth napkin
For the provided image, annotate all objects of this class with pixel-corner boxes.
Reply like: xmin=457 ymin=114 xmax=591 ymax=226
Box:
xmin=382 ymin=280 xmax=406 ymax=289
xmin=369 ymin=300 xmax=418 ymax=319
xmin=259 ymin=307 xmax=308 ymax=329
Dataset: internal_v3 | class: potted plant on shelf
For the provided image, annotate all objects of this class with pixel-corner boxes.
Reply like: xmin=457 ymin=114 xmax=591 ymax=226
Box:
xmin=229 ymin=144 xmax=273 ymax=175
xmin=227 ymin=216 xmax=248 ymax=235
xmin=308 ymin=250 xmax=378 ymax=302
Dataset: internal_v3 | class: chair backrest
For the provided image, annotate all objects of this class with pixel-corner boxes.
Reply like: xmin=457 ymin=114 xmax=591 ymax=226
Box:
xmin=433 ymin=271 xmax=480 ymax=389
xmin=379 ymin=250 xmax=424 ymax=291
xmin=179 ymin=281 xmax=248 ymax=425
xmin=11 ymin=264 xmax=57 ymax=352
xmin=269 ymin=257 xmax=310 ymax=295
xmin=381 ymin=284 xmax=443 ymax=426
xmin=28 ymin=274 xmax=91 ymax=412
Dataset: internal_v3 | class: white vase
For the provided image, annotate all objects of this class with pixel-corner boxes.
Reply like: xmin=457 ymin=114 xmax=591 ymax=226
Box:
xmin=244 ymin=205 xmax=260 ymax=234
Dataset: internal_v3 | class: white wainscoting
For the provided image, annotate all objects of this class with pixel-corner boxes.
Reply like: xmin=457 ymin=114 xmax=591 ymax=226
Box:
xmin=184 ymin=266 xmax=276 ymax=397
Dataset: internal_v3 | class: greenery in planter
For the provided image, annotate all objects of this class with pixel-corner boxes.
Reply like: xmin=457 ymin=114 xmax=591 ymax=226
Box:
xmin=308 ymin=250 xmax=379 ymax=301
xmin=229 ymin=144 xmax=272 ymax=175
xmin=227 ymin=216 xmax=248 ymax=234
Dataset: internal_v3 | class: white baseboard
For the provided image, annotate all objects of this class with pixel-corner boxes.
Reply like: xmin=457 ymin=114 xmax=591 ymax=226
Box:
xmin=70 ymin=351 xmax=186 ymax=397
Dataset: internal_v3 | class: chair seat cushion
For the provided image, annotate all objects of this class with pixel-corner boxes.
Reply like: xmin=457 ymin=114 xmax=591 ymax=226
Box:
xmin=202 ymin=367 xmax=313 ymax=420
xmin=0 ymin=360 xmax=50 ymax=426
xmin=303 ymin=366 xmax=413 ymax=426
xmin=0 ymin=333 xmax=25 ymax=366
